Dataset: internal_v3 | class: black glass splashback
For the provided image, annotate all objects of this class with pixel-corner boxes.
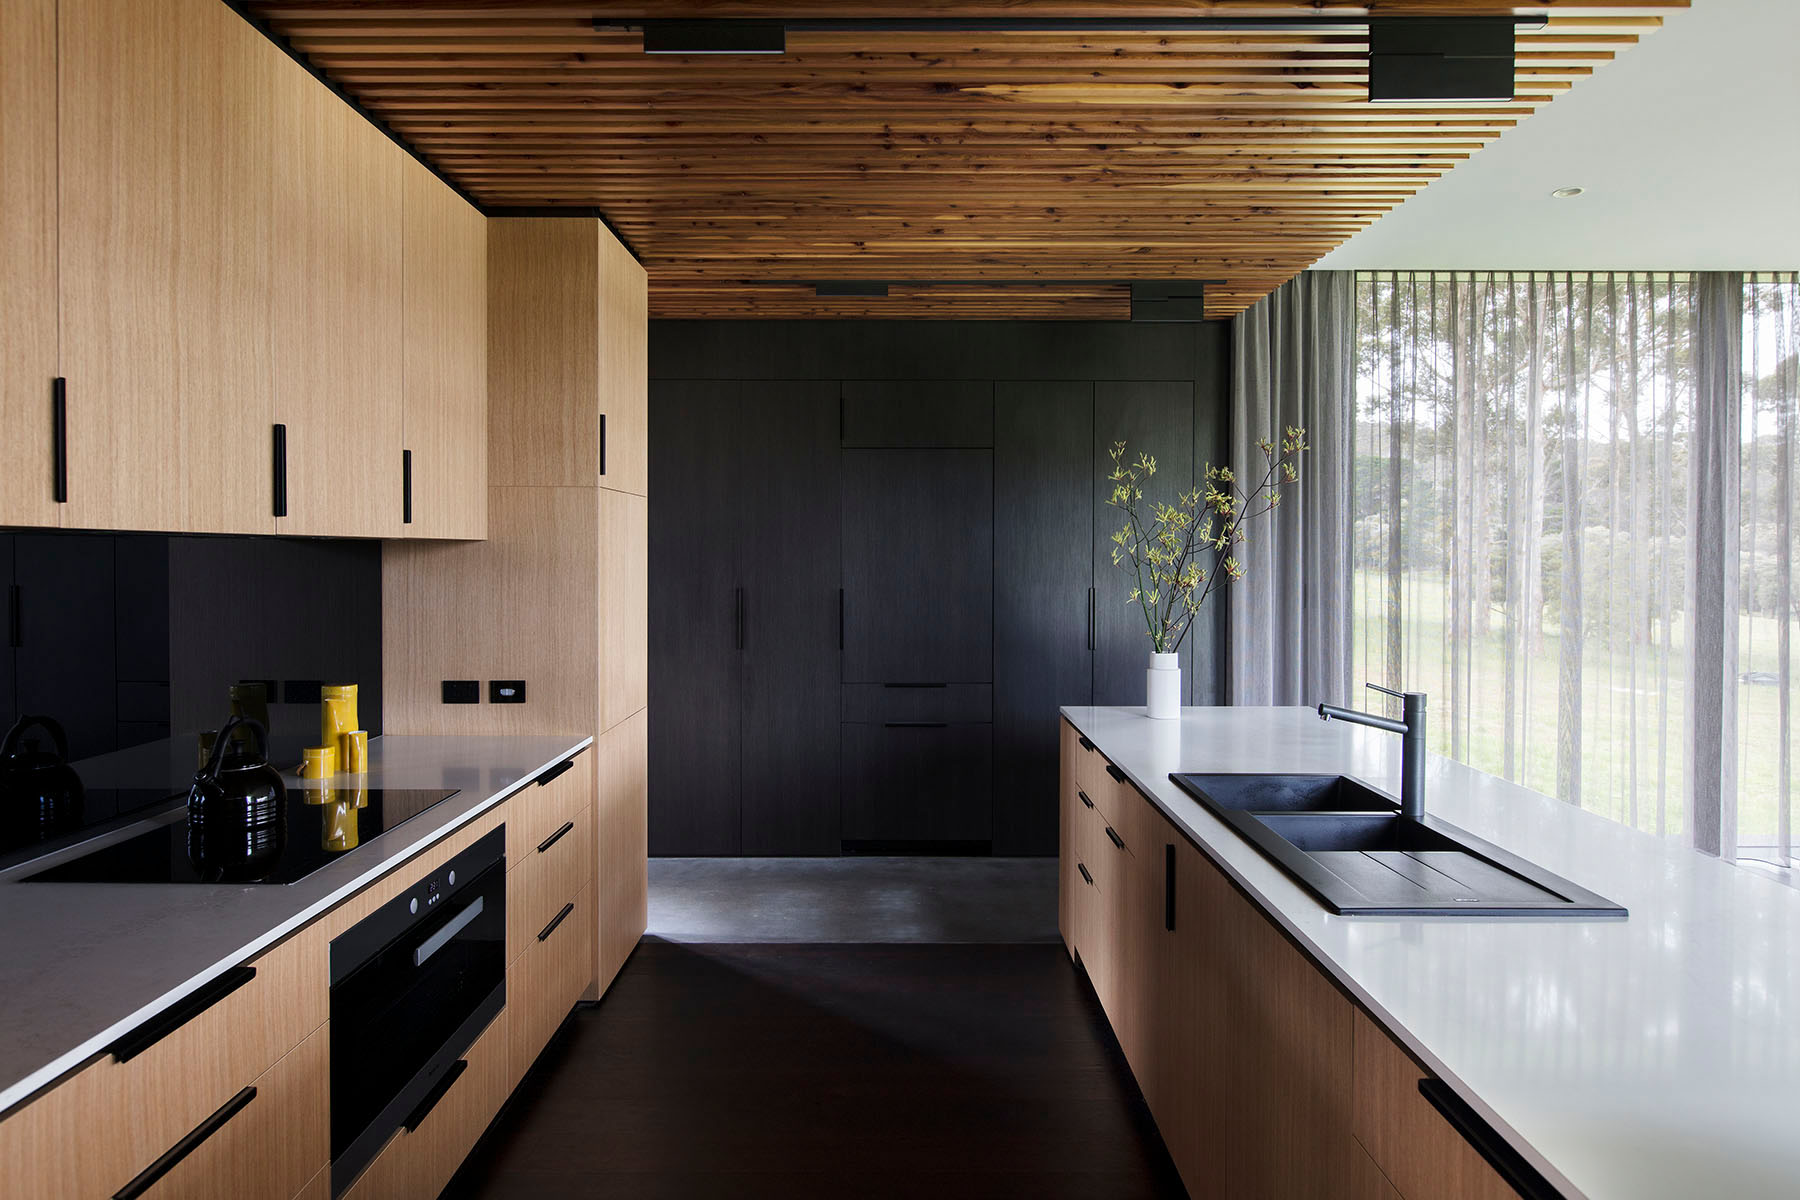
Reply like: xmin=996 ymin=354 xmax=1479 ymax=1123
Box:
xmin=22 ymin=787 xmax=458 ymax=886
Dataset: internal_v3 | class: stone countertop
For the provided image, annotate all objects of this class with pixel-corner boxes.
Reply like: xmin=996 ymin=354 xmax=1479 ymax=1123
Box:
xmin=0 ymin=733 xmax=592 ymax=1115
xmin=1060 ymin=705 xmax=1800 ymax=1200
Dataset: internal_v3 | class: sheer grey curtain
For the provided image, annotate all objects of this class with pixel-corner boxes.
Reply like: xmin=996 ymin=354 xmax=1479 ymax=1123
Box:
xmin=1228 ymin=271 xmax=1355 ymax=707
xmin=1351 ymin=271 xmax=1800 ymax=862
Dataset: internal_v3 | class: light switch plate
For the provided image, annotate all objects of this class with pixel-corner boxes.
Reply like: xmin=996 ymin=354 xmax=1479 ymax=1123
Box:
xmin=442 ymin=680 xmax=480 ymax=704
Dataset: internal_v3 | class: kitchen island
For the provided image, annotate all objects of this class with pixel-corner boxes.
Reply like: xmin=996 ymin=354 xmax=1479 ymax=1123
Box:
xmin=1061 ymin=705 xmax=1800 ymax=1200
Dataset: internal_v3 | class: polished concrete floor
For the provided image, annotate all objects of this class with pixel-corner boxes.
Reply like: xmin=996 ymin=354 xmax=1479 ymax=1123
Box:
xmin=648 ymin=856 xmax=1062 ymax=944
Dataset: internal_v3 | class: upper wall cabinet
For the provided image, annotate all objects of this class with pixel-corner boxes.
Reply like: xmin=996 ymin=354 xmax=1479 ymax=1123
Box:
xmin=1 ymin=0 xmax=490 ymax=540
xmin=597 ymin=229 xmax=648 ymax=497
xmin=0 ymin=0 xmax=58 ymax=529
xmin=271 ymin=54 xmax=404 ymax=539
xmin=58 ymin=0 xmax=278 ymax=534
xmin=488 ymin=219 xmax=644 ymax=495
xmin=402 ymin=156 xmax=488 ymax=540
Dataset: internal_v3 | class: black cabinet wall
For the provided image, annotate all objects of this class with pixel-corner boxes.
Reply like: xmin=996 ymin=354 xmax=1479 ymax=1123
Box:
xmin=651 ymin=320 xmax=1231 ymax=856
xmin=647 ymin=380 xmax=842 ymax=856
xmin=994 ymin=383 xmax=1094 ymax=855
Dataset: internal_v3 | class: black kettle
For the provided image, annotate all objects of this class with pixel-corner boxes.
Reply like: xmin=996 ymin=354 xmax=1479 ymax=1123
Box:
xmin=1 ymin=715 xmax=85 ymax=846
xmin=187 ymin=715 xmax=288 ymax=882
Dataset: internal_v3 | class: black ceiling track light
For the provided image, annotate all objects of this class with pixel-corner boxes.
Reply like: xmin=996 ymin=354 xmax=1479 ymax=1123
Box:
xmin=788 ymin=279 xmax=1217 ymax=322
xmin=619 ymin=15 xmax=1539 ymax=103
xmin=1367 ymin=18 xmax=1517 ymax=103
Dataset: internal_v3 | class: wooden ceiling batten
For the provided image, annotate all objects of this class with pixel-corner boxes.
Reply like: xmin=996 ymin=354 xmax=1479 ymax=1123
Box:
xmin=241 ymin=1 xmax=1684 ymax=320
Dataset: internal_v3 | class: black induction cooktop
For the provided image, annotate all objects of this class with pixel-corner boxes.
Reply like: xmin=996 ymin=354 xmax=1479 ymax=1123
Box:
xmin=22 ymin=786 xmax=459 ymax=885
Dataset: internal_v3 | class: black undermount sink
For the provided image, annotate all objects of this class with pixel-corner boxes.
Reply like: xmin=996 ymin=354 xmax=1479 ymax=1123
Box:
xmin=1170 ymin=774 xmax=1626 ymax=918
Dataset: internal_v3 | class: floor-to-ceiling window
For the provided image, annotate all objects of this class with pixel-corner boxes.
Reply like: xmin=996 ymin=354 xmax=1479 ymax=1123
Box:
xmin=1351 ymin=271 xmax=1799 ymax=864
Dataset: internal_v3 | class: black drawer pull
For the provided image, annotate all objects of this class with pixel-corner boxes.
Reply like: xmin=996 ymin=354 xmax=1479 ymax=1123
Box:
xmin=113 ymin=1086 xmax=256 ymax=1200
xmin=1104 ymin=764 xmax=1126 ymax=783
xmin=404 ymin=1059 xmax=468 ymax=1134
xmin=402 ymin=447 xmax=413 ymax=524
xmin=1077 ymin=862 xmax=1093 ymax=886
xmin=51 ymin=377 xmax=68 ymax=503
xmin=107 ymin=966 xmax=256 ymax=1064
xmin=537 ymin=820 xmax=575 ymax=854
xmin=1165 ymin=844 xmax=1176 ymax=931
xmin=1105 ymin=826 xmax=1124 ymax=851
xmin=1077 ymin=735 xmax=1095 ymax=752
xmin=599 ymin=412 xmax=607 ymax=476
xmin=535 ymin=757 xmax=576 ymax=787
xmin=884 ymin=721 xmax=947 ymax=729
xmin=1078 ymin=790 xmax=1093 ymax=809
xmin=538 ymin=901 xmax=576 ymax=942
xmin=1417 ymin=1079 xmax=1561 ymax=1200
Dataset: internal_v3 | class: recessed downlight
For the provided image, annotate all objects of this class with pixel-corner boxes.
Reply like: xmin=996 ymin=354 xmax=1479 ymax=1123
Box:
xmin=1551 ymin=186 xmax=1586 ymax=199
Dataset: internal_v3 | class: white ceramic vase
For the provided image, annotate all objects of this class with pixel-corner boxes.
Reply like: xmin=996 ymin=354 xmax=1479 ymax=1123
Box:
xmin=1145 ymin=651 xmax=1181 ymax=720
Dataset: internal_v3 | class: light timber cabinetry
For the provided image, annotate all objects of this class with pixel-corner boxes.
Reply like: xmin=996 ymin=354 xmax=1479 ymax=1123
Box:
xmin=1059 ymin=717 xmax=1514 ymax=1200
xmin=383 ymin=215 xmax=648 ymax=1014
xmin=57 ymin=0 xmax=277 ymax=534
xmin=270 ymin=51 xmax=403 ymax=540
xmin=0 ymin=754 xmax=599 ymax=1200
xmin=0 ymin=0 xmax=58 ymax=528
xmin=2 ymin=0 xmax=486 ymax=539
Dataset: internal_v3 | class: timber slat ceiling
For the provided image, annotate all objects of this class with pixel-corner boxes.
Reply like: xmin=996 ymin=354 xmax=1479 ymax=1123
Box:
xmin=243 ymin=2 xmax=1685 ymax=320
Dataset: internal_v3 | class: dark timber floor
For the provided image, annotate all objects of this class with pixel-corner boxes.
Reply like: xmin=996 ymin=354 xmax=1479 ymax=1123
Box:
xmin=446 ymin=939 xmax=1185 ymax=1199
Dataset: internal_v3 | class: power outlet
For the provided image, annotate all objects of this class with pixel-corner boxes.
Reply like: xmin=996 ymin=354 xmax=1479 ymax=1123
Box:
xmin=489 ymin=680 xmax=526 ymax=704
xmin=441 ymin=680 xmax=480 ymax=705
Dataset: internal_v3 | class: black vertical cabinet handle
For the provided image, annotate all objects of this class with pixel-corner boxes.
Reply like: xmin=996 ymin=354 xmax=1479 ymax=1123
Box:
xmin=734 ymin=587 xmax=745 ymax=651
xmin=599 ymin=413 xmax=607 ymax=476
xmin=271 ymin=424 xmax=287 ymax=518
xmin=1086 ymin=586 xmax=1095 ymax=651
xmin=1165 ymin=844 xmax=1176 ymax=931
xmin=113 ymin=1086 xmax=257 ymax=1200
xmin=51 ymin=377 xmax=68 ymax=503
xmin=402 ymin=448 xmax=413 ymax=524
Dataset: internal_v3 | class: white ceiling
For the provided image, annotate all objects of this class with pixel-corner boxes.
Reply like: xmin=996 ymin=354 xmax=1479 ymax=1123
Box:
xmin=1315 ymin=0 xmax=1800 ymax=272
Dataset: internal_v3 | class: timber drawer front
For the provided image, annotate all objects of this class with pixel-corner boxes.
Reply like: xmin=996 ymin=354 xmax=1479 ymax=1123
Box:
xmin=507 ymin=797 xmax=595 ymax=961
xmin=504 ymin=753 xmax=592 ymax=869
xmin=0 ymin=929 xmax=325 ymax=1198
xmin=1351 ymin=1010 xmax=1519 ymax=1200
xmin=508 ymin=884 xmax=596 ymax=1093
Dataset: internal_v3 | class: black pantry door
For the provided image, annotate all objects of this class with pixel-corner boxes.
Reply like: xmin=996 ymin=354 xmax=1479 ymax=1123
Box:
xmin=737 ymin=384 xmax=843 ymax=855
xmin=1092 ymin=382 xmax=1196 ymax=708
xmin=648 ymin=381 xmax=745 ymax=856
xmin=994 ymin=382 xmax=1094 ymax=855
xmin=647 ymin=380 xmax=842 ymax=856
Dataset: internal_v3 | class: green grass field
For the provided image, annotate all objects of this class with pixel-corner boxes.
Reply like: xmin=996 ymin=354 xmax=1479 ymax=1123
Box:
xmin=1350 ymin=570 xmax=1795 ymax=856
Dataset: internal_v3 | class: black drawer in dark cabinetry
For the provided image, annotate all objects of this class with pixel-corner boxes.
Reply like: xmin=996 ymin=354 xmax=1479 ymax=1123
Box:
xmin=841 ymin=381 xmax=994 ymax=447
xmin=841 ymin=721 xmax=993 ymax=851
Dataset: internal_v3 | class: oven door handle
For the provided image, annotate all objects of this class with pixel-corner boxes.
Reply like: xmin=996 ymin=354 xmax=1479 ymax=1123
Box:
xmin=413 ymin=895 xmax=485 ymax=968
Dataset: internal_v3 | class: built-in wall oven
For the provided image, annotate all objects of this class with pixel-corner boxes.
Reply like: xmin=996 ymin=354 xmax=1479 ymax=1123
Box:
xmin=329 ymin=826 xmax=506 ymax=1194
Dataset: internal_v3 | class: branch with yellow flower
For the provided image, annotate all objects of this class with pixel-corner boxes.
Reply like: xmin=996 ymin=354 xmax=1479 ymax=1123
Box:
xmin=1105 ymin=427 xmax=1308 ymax=654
